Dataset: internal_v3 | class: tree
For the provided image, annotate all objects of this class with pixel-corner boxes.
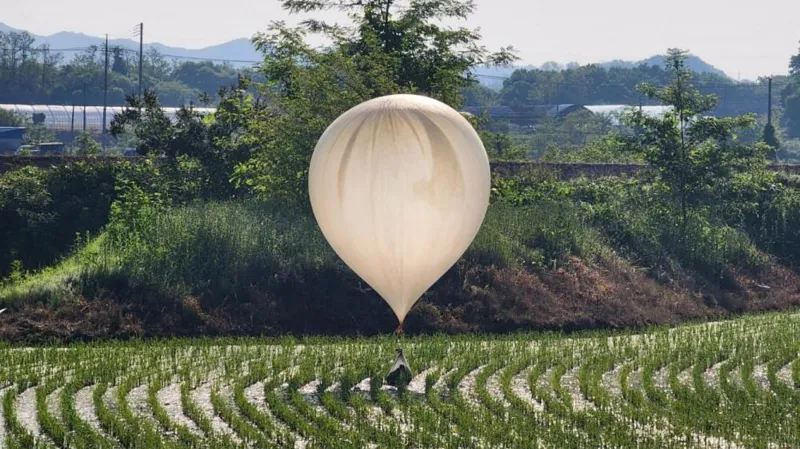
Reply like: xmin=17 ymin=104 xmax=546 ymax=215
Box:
xmin=0 ymin=34 xmax=251 ymax=107
xmin=790 ymin=41 xmax=800 ymax=77
xmin=233 ymin=0 xmax=516 ymax=201
xmin=111 ymin=84 xmax=254 ymax=198
xmin=624 ymin=49 xmax=769 ymax=226
xmin=0 ymin=109 xmax=24 ymax=127
xmin=22 ymin=124 xmax=56 ymax=145
xmin=784 ymin=92 xmax=800 ymax=138
xmin=111 ymin=90 xmax=173 ymax=157
xmin=111 ymin=46 xmax=129 ymax=75
xmin=498 ymin=61 xmax=764 ymax=119
xmin=529 ymin=110 xmax=615 ymax=158
xmin=782 ymin=44 xmax=800 ymax=137
xmin=761 ymin=123 xmax=780 ymax=159
xmin=72 ymin=131 xmax=101 ymax=155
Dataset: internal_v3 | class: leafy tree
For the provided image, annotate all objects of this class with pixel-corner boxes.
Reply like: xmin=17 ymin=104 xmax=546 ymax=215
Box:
xmin=498 ymin=62 xmax=768 ymax=120
xmin=111 ymin=46 xmax=129 ymax=75
xmin=542 ymin=134 xmax=638 ymax=163
xmin=0 ymin=109 xmax=24 ymax=127
xmin=0 ymin=30 xmax=253 ymax=107
xmin=781 ymin=43 xmax=800 ymax=137
xmin=790 ymin=41 xmax=800 ymax=77
xmin=72 ymin=131 xmax=101 ymax=155
xmin=761 ymin=123 xmax=780 ymax=159
xmin=623 ymin=49 xmax=770 ymax=226
xmin=111 ymin=90 xmax=173 ymax=157
xmin=784 ymin=92 xmax=800 ymax=138
xmin=111 ymin=84 xmax=254 ymax=198
xmin=528 ymin=110 xmax=615 ymax=158
xmin=233 ymin=0 xmax=516 ymax=201
xmin=22 ymin=124 xmax=56 ymax=145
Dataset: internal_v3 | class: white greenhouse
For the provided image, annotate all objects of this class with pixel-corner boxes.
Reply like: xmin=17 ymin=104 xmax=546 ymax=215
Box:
xmin=0 ymin=104 xmax=217 ymax=132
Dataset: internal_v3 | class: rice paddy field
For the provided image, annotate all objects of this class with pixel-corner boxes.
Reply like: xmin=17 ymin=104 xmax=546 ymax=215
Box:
xmin=0 ymin=312 xmax=798 ymax=449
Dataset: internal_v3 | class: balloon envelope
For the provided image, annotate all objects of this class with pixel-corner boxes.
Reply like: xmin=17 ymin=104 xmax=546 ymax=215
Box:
xmin=309 ymin=94 xmax=490 ymax=324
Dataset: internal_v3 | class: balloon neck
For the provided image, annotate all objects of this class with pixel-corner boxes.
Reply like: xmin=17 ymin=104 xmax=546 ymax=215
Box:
xmin=394 ymin=320 xmax=405 ymax=337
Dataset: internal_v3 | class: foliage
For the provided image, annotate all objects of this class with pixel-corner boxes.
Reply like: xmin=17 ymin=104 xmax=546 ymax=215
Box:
xmin=781 ymin=44 xmax=800 ymax=138
xmin=232 ymin=0 xmax=516 ymax=201
xmin=480 ymin=131 xmax=529 ymax=161
xmin=790 ymin=41 xmax=800 ymax=77
xmin=542 ymin=134 xmax=640 ymax=163
xmin=469 ymin=199 xmax=606 ymax=270
xmin=21 ymin=124 xmax=56 ymax=145
xmin=0 ymin=164 xmax=115 ymax=276
xmin=71 ymin=131 xmax=101 ymax=155
xmin=761 ymin=123 xmax=780 ymax=157
xmin=498 ymin=61 xmax=771 ymax=120
xmin=622 ymin=49 xmax=770 ymax=226
xmin=0 ymin=109 xmax=24 ymax=127
xmin=527 ymin=110 xmax=618 ymax=159
xmin=783 ymin=92 xmax=800 ymax=138
xmin=102 ymin=200 xmax=337 ymax=299
xmin=0 ymin=30 xmax=250 ymax=107
xmin=577 ymin=178 xmax=765 ymax=286
xmin=111 ymin=86 xmax=253 ymax=198
xmin=0 ymin=157 xmax=206 ymax=278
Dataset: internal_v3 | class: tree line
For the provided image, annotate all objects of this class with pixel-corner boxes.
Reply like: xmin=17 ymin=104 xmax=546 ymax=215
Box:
xmin=0 ymin=30 xmax=252 ymax=107
xmin=465 ymin=63 xmax=781 ymax=120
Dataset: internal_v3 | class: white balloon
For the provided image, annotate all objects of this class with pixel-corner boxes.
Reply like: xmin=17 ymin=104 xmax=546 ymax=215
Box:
xmin=309 ymin=94 xmax=491 ymax=324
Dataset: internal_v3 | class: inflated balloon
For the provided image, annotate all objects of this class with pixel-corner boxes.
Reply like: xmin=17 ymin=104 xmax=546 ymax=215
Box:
xmin=309 ymin=94 xmax=491 ymax=325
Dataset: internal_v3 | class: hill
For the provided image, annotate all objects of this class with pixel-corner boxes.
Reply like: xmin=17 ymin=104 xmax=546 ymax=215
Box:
xmin=599 ymin=54 xmax=730 ymax=78
xmin=2 ymin=22 xmax=733 ymax=84
xmin=473 ymin=53 xmax=732 ymax=90
xmin=0 ymin=22 xmax=261 ymax=66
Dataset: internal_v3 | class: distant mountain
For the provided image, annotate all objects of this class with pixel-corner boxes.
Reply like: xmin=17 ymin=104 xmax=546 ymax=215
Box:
xmin=0 ymin=22 xmax=262 ymax=66
xmin=599 ymin=55 xmax=729 ymax=78
xmin=2 ymin=22 xmax=731 ymax=80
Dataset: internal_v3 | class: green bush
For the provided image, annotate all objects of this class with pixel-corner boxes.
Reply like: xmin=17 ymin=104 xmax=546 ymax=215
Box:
xmin=100 ymin=200 xmax=338 ymax=298
xmin=0 ymin=158 xmax=203 ymax=278
xmin=0 ymin=164 xmax=114 ymax=276
xmin=747 ymin=185 xmax=800 ymax=266
xmin=578 ymin=177 xmax=766 ymax=282
xmin=468 ymin=200 xmax=606 ymax=270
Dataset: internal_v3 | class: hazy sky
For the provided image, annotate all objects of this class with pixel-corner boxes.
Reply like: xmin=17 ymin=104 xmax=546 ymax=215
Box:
xmin=4 ymin=0 xmax=799 ymax=80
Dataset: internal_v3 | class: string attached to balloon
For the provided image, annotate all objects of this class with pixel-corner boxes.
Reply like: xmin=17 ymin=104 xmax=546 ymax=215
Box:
xmin=308 ymin=94 xmax=491 ymax=379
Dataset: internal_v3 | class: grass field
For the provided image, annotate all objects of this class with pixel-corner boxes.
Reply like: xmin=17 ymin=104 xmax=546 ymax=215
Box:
xmin=0 ymin=311 xmax=798 ymax=449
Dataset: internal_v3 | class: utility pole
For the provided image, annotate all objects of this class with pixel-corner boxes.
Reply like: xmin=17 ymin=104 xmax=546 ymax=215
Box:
xmin=102 ymin=34 xmax=109 ymax=135
xmin=41 ymin=47 xmax=47 ymax=96
xmin=767 ymin=77 xmax=773 ymax=126
xmin=137 ymin=23 xmax=144 ymax=97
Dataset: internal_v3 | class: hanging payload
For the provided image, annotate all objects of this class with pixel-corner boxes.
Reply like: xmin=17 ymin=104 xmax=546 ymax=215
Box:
xmin=385 ymin=348 xmax=413 ymax=388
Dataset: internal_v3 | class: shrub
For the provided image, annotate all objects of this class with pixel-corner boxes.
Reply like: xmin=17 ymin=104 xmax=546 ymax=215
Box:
xmin=0 ymin=159 xmax=178 ymax=277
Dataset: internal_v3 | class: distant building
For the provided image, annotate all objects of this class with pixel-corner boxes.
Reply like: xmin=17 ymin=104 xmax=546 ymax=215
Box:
xmin=0 ymin=127 xmax=25 ymax=153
